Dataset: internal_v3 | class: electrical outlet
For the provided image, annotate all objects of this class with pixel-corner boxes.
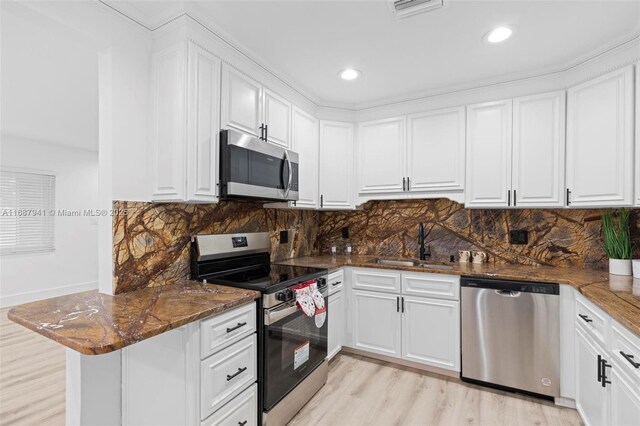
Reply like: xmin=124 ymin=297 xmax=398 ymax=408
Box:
xmin=510 ymin=230 xmax=528 ymax=245
xmin=341 ymin=227 xmax=349 ymax=239
xmin=279 ymin=230 xmax=289 ymax=244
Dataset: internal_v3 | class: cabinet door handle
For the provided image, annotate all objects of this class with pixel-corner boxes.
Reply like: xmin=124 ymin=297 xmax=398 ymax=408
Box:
xmin=407 ymin=177 xmax=410 ymax=191
xmin=566 ymin=188 xmax=571 ymax=206
xmin=396 ymin=297 xmax=400 ymax=313
xmin=320 ymin=194 xmax=323 ymax=208
xmin=332 ymin=281 xmax=342 ymax=286
xmin=513 ymin=190 xmax=517 ymax=206
xmin=259 ymin=124 xmax=265 ymax=140
xmin=226 ymin=367 xmax=248 ymax=381
xmin=507 ymin=190 xmax=511 ymax=206
xmin=600 ymin=357 xmax=611 ymax=387
xmin=226 ymin=322 xmax=247 ymax=333
xmin=578 ymin=314 xmax=593 ymax=323
xmin=597 ymin=354 xmax=603 ymax=383
xmin=401 ymin=297 xmax=405 ymax=313
xmin=402 ymin=177 xmax=406 ymax=191
xmin=238 ymin=421 xmax=248 ymax=426
xmin=620 ymin=351 xmax=640 ymax=368
xmin=265 ymin=124 xmax=268 ymax=141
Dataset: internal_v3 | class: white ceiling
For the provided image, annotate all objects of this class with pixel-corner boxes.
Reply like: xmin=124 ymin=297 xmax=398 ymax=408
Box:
xmin=108 ymin=0 xmax=640 ymax=109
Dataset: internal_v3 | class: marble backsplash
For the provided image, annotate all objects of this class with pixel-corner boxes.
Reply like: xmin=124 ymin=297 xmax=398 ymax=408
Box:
xmin=112 ymin=201 xmax=318 ymax=294
xmin=318 ymin=199 xmax=640 ymax=270
xmin=112 ymin=198 xmax=638 ymax=294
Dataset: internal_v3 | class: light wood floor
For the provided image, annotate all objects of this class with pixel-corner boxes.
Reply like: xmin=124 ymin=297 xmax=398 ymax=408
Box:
xmin=290 ymin=354 xmax=583 ymax=426
xmin=0 ymin=308 xmax=581 ymax=426
xmin=0 ymin=308 xmax=65 ymax=426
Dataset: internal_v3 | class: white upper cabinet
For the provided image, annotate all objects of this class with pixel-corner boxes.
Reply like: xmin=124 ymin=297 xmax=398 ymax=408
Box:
xmin=151 ymin=42 xmax=221 ymax=203
xmin=319 ymin=121 xmax=354 ymax=209
xmin=566 ymin=66 xmax=634 ymax=207
xmin=357 ymin=117 xmax=406 ymax=195
xmin=465 ymin=100 xmax=513 ymax=207
xmin=186 ymin=43 xmax=222 ymax=202
xmin=512 ymin=91 xmax=566 ymax=207
xmin=221 ymin=65 xmax=262 ymax=139
xmin=151 ymin=44 xmax=186 ymax=201
xmin=407 ymin=107 xmax=466 ymax=192
xmin=221 ymin=65 xmax=292 ymax=149
xmin=263 ymin=89 xmax=291 ymax=149
xmin=291 ymin=107 xmax=319 ymax=208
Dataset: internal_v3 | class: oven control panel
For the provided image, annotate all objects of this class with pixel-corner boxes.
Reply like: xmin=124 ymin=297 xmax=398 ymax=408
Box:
xmin=275 ymin=289 xmax=294 ymax=302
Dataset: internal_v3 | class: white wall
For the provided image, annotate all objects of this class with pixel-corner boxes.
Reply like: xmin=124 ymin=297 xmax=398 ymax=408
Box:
xmin=0 ymin=137 xmax=99 ymax=306
xmin=1 ymin=0 xmax=153 ymax=297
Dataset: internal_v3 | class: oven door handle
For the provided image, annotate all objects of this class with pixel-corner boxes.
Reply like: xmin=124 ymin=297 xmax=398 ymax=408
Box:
xmin=265 ymin=302 xmax=298 ymax=325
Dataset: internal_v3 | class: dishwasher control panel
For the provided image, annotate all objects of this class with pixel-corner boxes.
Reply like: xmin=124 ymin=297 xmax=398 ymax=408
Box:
xmin=461 ymin=278 xmax=560 ymax=295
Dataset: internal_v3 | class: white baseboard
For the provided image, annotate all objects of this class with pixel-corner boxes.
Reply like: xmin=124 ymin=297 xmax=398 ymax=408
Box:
xmin=0 ymin=280 xmax=98 ymax=307
xmin=555 ymin=397 xmax=577 ymax=409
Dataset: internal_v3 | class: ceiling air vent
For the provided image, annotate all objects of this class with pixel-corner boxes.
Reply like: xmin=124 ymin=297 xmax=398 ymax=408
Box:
xmin=388 ymin=0 xmax=445 ymax=19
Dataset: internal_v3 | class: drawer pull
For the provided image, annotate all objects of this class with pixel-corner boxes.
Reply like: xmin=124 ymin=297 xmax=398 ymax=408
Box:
xmin=227 ymin=367 xmax=248 ymax=381
xmin=600 ymin=357 xmax=612 ymax=388
xmin=226 ymin=322 xmax=247 ymax=333
xmin=620 ymin=351 xmax=640 ymax=368
xmin=332 ymin=281 xmax=342 ymax=286
xmin=578 ymin=314 xmax=593 ymax=323
xmin=238 ymin=421 xmax=247 ymax=426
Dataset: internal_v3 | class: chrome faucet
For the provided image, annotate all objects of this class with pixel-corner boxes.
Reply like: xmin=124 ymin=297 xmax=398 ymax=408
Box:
xmin=418 ymin=223 xmax=431 ymax=260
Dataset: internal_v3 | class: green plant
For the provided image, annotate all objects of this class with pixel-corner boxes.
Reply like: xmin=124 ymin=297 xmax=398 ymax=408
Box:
xmin=601 ymin=208 xmax=632 ymax=260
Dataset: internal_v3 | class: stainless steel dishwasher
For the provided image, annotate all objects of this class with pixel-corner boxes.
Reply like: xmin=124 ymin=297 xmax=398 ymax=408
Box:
xmin=461 ymin=277 xmax=560 ymax=399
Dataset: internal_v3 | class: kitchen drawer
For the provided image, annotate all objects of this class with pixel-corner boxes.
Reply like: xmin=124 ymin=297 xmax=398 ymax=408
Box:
xmin=401 ymin=272 xmax=460 ymax=300
xmin=352 ymin=268 xmax=401 ymax=294
xmin=611 ymin=321 xmax=640 ymax=382
xmin=575 ymin=292 xmax=609 ymax=346
xmin=328 ymin=269 xmax=344 ymax=295
xmin=201 ymin=334 xmax=257 ymax=420
xmin=202 ymin=383 xmax=257 ymax=426
xmin=201 ymin=302 xmax=256 ymax=359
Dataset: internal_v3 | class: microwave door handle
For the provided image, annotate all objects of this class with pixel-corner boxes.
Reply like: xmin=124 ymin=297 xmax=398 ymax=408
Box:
xmin=284 ymin=150 xmax=292 ymax=198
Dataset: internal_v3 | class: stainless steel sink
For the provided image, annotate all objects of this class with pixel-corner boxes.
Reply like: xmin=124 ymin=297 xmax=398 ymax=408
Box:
xmin=371 ymin=259 xmax=421 ymax=267
xmin=420 ymin=263 xmax=456 ymax=270
xmin=371 ymin=258 xmax=456 ymax=270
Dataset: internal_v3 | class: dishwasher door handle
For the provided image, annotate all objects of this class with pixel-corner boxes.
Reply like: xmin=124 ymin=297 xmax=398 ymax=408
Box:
xmin=495 ymin=290 xmax=521 ymax=297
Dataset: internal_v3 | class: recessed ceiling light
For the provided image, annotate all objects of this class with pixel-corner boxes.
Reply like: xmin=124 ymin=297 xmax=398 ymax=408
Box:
xmin=339 ymin=68 xmax=361 ymax=80
xmin=484 ymin=26 xmax=514 ymax=44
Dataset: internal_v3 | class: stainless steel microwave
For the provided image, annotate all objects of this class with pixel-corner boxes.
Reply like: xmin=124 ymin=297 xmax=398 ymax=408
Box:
xmin=220 ymin=129 xmax=299 ymax=202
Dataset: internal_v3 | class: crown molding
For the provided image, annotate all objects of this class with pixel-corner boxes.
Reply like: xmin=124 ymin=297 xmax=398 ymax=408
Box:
xmin=351 ymin=30 xmax=640 ymax=112
xmin=96 ymin=0 xmax=639 ymax=116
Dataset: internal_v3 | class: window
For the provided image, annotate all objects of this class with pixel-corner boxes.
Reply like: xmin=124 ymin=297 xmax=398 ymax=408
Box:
xmin=0 ymin=169 xmax=55 ymax=254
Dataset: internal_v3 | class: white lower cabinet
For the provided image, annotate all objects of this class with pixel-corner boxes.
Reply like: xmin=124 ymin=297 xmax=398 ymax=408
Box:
xmin=576 ymin=325 xmax=609 ymax=426
xmin=349 ymin=269 xmax=460 ymax=372
xmin=328 ymin=288 xmax=344 ymax=360
xmin=122 ymin=303 xmax=258 ymax=426
xmin=202 ymin=383 xmax=258 ymax=426
xmin=201 ymin=334 xmax=257 ymax=420
xmin=353 ymin=290 xmax=402 ymax=357
xmin=575 ymin=294 xmax=640 ymax=426
xmin=401 ymin=296 xmax=460 ymax=371
xmin=328 ymin=270 xmax=345 ymax=360
xmin=610 ymin=366 xmax=640 ymax=426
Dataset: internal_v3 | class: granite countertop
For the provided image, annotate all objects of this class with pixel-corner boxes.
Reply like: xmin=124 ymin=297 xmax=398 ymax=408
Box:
xmin=278 ymin=255 xmax=640 ymax=337
xmin=7 ymin=281 xmax=260 ymax=355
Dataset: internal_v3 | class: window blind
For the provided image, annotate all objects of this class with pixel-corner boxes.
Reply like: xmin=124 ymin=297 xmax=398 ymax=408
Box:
xmin=0 ymin=170 xmax=55 ymax=255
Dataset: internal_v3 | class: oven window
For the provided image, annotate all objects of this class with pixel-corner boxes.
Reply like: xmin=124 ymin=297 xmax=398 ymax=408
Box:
xmin=264 ymin=301 xmax=328 ymax=410
xmin=228 ymin=145 xmax=283 ymax=189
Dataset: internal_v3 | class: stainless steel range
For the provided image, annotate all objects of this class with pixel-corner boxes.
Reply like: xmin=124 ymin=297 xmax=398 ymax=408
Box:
xmin=191 ymin=232 xmax=328 ymax=426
